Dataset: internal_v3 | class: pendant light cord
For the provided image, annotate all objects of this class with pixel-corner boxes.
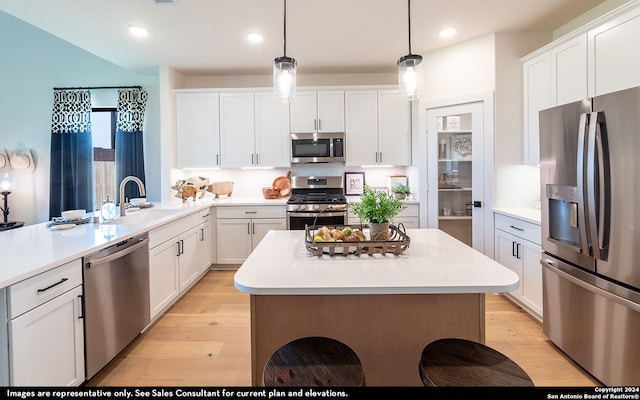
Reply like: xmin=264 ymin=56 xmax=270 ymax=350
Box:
xmin=283 ymin=0 xmax=287 ymax=57
xmin=407 ymin=0 xmax=413 ymax=54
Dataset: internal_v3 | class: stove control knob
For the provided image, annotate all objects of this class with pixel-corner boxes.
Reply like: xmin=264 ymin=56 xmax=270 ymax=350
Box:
xmin=290 ymin=205 xmax=298 ymax=211
xmin=313 ymin=205 xmax=320 ymax=211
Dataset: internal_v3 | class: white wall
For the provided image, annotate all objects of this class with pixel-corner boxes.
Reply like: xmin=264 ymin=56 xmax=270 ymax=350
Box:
xmin=0 ymin=11 xmax=160 ymax=225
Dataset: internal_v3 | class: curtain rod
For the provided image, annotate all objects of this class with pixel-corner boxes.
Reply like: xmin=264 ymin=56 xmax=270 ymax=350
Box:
xmin=53 ymin=85 xmax=142 ymax=90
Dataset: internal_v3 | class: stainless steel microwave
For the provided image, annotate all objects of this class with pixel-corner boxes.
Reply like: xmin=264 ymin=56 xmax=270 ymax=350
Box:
xmin=290 ymin=132 xmax=345 ymax=164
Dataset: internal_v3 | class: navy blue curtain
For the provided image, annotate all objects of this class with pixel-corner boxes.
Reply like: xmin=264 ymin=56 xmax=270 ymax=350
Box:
xmin=49 ymin=90 xmax=94 ymax=219
xmin=115 ymin=89 xmax=147 ymax=204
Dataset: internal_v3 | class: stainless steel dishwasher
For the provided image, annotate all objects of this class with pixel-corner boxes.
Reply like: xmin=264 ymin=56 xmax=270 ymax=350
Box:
xmin=83 ymin=233 xmax=150 ymax=380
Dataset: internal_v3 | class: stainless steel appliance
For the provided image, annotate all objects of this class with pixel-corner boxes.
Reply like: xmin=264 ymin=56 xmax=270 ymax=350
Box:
xmin=290 ymin=132 xmax=345 ymax=164
xmin=83 ymin=233 xmax=150 ymax=380
xmin=287 ymin=176 xmax=347 ymax=230
xmin=539 ymin=87 xmax=640 ymax=385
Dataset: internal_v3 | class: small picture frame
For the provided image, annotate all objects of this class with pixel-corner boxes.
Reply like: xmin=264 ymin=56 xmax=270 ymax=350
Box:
xmin=344 ymin=172 xmax=365 ymax=196
xmin=451 ymin=134 xmax=472 ymax=161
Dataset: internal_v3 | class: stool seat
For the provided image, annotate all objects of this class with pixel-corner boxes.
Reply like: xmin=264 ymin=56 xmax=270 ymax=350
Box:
xmin=263 ymin=336 xmax=364 ymax=387
xmin=419 ymin=338 xmax=534 ymax=387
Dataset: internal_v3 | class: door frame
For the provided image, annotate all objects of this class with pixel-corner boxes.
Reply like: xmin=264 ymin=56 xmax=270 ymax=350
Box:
xmin=418 ymin=91 xmax=495 ymax=257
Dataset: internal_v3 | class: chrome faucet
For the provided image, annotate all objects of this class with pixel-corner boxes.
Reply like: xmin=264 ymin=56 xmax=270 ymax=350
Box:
xmin=119 ymin=176 xmax=146 ymax=217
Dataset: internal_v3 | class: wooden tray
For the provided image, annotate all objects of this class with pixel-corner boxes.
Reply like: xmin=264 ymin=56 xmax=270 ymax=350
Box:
xmin=304 ymin=224 xmax=410 ymax=256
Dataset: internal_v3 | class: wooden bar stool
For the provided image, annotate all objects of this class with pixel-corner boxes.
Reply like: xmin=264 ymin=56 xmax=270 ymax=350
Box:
xmin=419 ymin=338 xmax=534 ymax=386
xmin=262 ymin=336 xmax=365 ymax=386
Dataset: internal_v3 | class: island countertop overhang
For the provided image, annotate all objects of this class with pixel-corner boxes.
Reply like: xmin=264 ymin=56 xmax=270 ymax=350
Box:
xmin=234 ymin=229 xmax=520 ymax=295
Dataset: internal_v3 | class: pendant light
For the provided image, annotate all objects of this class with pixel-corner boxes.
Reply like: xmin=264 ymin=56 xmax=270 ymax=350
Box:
xmin=397 ymin=0 xmax=422 ymax=100
xmin=273 ymin=0 xmax=296 ymax=103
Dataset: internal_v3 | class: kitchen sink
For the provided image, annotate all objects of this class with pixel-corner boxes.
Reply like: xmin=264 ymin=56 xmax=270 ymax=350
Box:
xmin=103 ymin=208 xmax=181 ymax=226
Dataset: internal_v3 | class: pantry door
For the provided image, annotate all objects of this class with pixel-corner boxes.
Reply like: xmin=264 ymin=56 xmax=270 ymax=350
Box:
xmin=424 ymin=100 xmax=490 ymax=255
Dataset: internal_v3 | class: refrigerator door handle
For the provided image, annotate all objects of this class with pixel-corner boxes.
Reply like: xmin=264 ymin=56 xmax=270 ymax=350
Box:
xmin=576 ymin=113 xmax=591 ymax=257
xmin=586 ymin=111 xmax=611 ymax=260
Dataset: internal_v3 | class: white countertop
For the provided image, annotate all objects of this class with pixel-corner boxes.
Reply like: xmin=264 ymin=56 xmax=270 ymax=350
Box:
xmin=234 ymin=229 xmax=519 ymax=295
xmin=493 ymin=207 xmax=541 ymax=225
xmin=0 ymin=196 xmax=288 ymax=289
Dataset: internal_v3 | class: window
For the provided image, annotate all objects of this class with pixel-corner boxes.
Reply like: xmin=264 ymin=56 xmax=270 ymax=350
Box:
xmin=92 ymin=108 xmax=117 ymax=208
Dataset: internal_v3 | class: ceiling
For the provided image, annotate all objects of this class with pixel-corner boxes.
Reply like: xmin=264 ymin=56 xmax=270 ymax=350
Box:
xmin=0 ymin=0 xmax=609 ymax=76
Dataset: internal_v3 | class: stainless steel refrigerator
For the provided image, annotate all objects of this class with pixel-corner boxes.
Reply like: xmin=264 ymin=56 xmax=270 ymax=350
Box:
xmin=539 ymin=87 xmax=640 ymax=386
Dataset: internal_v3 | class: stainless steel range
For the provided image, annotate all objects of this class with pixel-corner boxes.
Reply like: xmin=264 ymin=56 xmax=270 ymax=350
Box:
xmin=286 ymin=176 xmax=347 ymax=230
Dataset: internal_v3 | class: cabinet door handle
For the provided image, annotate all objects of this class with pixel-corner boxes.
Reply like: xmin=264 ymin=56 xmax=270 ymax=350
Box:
xmin=318 ymin=119 xmax=321 ymax=130
xmin=176 ymin=241 xmax=181 ymax=257
xmin=314 ymin=119 xmax=318 ymax=130
xmin=78 ymin=294 xmax=84 ymax=320
xmin=252 ymin=222 xmax=255 ymax=235
xmin=379 ymin=151 xmax=383 ymax=163
xmin=200 ymin=228 xmax=204 ymax=241
xmin=180 ymin=239 xmax=185 ymax=255
xmin=509 ymin=225 xmax=524 ymax=231
xmin=516 ymin=243 xmax=522 ymax=259
xmin=247 ymin=223 xmax=251 ymax=235
xmin=216 ymin=154 xmax=219 ymax=165
xmin=37 ymin=278 xmax=68 ymax=293
xmin=255 ymin=153 xmax=259 ymax=165
xmin=375 ymin=152 xmax=378 ymax=163
xmin=512 ymin=241 xmax=517 ymax=257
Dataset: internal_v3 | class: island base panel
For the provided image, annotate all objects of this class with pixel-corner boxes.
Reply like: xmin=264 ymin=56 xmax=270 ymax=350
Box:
xmin=250 ymin=293 xmax=485 ymax=386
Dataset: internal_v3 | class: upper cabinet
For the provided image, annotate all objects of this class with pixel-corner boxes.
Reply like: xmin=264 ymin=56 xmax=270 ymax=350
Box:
xmin=588 ymin=5 xmax=640 ymax=97
xmin=522 ymin=0 xmax=640 ymax=165
xmin=345 ymin=89 xmax=411 ymax=166
xmin=290 ymin=90 xmax=345 ymax=133
xmin=220 ymin=91 xmax=291 ymax=168
xmin=176 ymin=92 xmax=221 ymax=168
xmin=522 ymin=52 xmax=552 ymax=166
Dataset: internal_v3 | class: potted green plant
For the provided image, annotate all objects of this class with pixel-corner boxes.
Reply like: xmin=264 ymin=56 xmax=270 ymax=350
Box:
xmin=391 ymin=184 xmax=411 ymax=200
xmin=350 ymin=186 xmax=405 ymax=240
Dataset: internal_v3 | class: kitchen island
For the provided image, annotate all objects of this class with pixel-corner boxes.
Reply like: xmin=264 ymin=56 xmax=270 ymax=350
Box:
xmin=234 ymin=228 xmax=519 ymax=386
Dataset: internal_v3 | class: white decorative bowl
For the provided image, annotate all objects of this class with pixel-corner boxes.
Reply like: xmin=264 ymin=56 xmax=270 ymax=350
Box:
xmin=61 ymin=209 xmax=86 ymax=221
xmin=130 ymin=198 xmax=147 ymax=206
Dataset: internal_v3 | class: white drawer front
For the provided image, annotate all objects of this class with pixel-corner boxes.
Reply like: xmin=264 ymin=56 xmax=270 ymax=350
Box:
xmin=495 ymin=213 xmax=541 ymax=245
xmin=216 ymin=206 xmax=286 ymax=219
xmin=7 ymin=258 xmax=82 ymax=319
xmin=397 ymin=204 xmax=419 ymax=218
xmin=149 ymin=212 xmax=201 ymax=249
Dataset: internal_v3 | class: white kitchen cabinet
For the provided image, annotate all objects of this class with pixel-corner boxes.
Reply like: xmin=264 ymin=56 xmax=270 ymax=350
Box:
xmin=551 ymin=34 xmax=588 ymax=106
xmin=522 ymin=51 xmax=552 ymax=166
xmin=216 ymin=206 xmax=287 ymax=264
xmin=197 ymin=208 xmax=213 ymax=273
xmin=588 ymin=4 xmax=640 ymax=97
xmin=345 ymin=89 xmax=411 ymax=166
xmin=494 ymin=213 xmax=542 ymax=319
xmin=7 ymin=259 xmax=84 ymax=386
xmin=220 ymin=92 xmax=255 ymax=168
xmin=219 ymin=91 xmax=290 ymax=168
xmin=176 ymin=92 xmax=221 ymax=168
xmin=254 ymin=91 xmax=291 ymax=167
xmin=347 ymin=203 xmax=419 ymax=229
xmin=290 ymin=90 xmax=344 ymax=133
xmin=148 ymin=211 xmax=209 ymax=320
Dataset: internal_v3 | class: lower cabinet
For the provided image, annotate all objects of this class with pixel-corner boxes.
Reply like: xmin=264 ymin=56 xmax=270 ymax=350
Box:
xmin=149 ymin=209 xmax=212 ymax=320
xmin=6 ymin=259 xmax=84 ymax=386
xmin=216 ymin=206 xmax=286 ymax=264
xmin=494 ymin=213 xmax=543 ymax=319
xmin=347 ymin=203 xmax=420 ymax=229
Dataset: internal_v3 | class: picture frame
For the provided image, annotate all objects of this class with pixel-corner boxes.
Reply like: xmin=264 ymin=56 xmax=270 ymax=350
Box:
xmin=344 ymin=172 xmax=365 ymax=196
xmin=450 ymin=134 xmax=472 ymax=161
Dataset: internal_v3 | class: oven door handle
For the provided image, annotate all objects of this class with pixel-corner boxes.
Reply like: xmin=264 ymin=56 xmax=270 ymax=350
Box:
xmin=288 ymin=211 xmax=346 ymax=218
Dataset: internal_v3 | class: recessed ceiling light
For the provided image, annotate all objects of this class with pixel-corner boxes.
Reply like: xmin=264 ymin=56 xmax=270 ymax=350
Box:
xmin=246 ymin=33 xmax=264 ymax=43
xmin=128 ymin=25 xmax=149 ymax=38
xmin=439 ymin=27 xmax=457 ymax=38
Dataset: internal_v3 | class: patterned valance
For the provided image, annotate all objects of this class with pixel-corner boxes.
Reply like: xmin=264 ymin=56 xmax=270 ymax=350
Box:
xmin=116 ymin=89 xmax=148 ymax=133
xmin=50 ymin=90 xmax=92 ymax=134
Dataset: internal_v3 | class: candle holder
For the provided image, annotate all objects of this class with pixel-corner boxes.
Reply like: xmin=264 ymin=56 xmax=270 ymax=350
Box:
xmin=0 ymin=190 xmax=24 ymax=231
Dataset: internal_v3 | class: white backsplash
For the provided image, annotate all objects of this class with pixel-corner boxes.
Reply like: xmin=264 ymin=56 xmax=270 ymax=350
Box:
xmin=170 ymin=164 xmax=417 ymax=198
xmin=494 ymin=164 xmax=541 ymax=208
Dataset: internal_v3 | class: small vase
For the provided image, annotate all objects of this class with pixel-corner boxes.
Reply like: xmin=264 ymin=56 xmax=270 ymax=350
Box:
xmin=369 ymin=221 xmax=390 ymax=241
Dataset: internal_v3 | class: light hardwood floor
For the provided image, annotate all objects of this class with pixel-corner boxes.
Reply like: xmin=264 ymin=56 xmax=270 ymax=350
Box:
xmin=88 ymin=270 xmax=600 ymax=387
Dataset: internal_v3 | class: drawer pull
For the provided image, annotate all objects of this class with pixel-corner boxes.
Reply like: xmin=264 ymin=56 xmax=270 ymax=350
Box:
xmin=37 ymin=278 xmax=68 ymax=293
xmin=509 ymin=225 xmax=524 ymax=231
xmin=245 ymin=211 xmax=257 ymax=214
